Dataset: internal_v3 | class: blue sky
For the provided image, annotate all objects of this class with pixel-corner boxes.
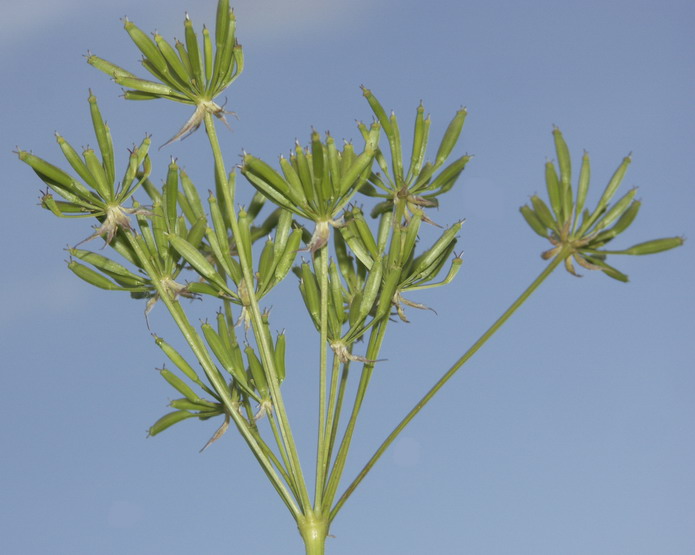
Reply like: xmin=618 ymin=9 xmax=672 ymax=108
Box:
xmin=1 ymin=0 xmax=693 ymax=553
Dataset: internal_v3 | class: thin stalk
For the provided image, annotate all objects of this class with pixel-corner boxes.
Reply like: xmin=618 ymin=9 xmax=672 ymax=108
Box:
xmin=323 ymin=320 xmax=388 ymax=508
xmin=330 ymin=249 xmax=570 ymax=520
xmin=314 ymin=244 xmax=330 ymax=510
xmin=204 ymin=112 xmax=312 ymax=512
xmin=124 ymin=232 xmax=301 ymax=519
xmin=321 ymin=353 xmax=345 ymax=491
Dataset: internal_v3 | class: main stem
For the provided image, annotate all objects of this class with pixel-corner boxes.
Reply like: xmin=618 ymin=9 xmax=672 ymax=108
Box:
xmin=331 ymin=249 xmax=569 ymax=519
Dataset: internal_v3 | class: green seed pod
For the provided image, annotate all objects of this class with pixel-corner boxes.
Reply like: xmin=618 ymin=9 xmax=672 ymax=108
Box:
xmin=42 ymin=196 xmax=84 ymax=217
xmin=167 ymin=233 xmax=226 ymax=289
xmin=545 ymin=161 xmax=562 ymax=221
xmin=339 ymin=143 xmax=376 ymax=197
xmin=54 ymin=134 xmax=92 ymax=187
xmin=148 ymin=410 xmax=196 ymax=437
xmin=86 ymin=54 xmax=136 ymax=80
xmin=273 ymin=227 xmax=302 ymax=285
xmin=311 ymin=130 xmax=327 ymax=197
xmin=299 ymin=261 xmax=321 ymax=329
xmin=174 ymin=39 xmax=193 ymax=77
xmin=374 ymin=265 xmax=402 ymax=320
xmin=586 ymin=155 xmax=632 ymax=231
xmin=400 ymin=212 xmax=422 ymax=267
xmin=434 ymin=107 xmax=467 ymax=168
xmin=357 ymin=256 xmax=383 ymax=323
xmin=70 ymin=248 xmax=147 ymax=288
xmin=183 ymin=15 xmax=204 ymax=87
xmin=179 ymin=170 xmax=205 ymax=221
xmin=593 ymin=187 xmax=637 ymax=233
xmin=405 ymin=103 xmax=431 ymax=184
xmin=163 ymin=160 xmax=179 ymax=230
xmin=82 ymin=148 xmax=111 ymax=201
xmin=68 ymin=260 xmax=125 ymax=291
xmin=257 ymin=238 xmax=276 ymax=293
xmin=204 ymin=225 xmax=237 ymax=284
xmin=294 ymin=143 xmax=316 ymax=206
xmin=169 ymin=398 xmax=220 ymax=412
xmin=361 ymin=86 xmax=393 ymax=138
xmin=552 ymin=127 xmax=572 ymax=190
xmin=154 ymin=33 xmax=191 ymax=88
xmin=17 ymin=150 xmax=82 ymax=198
xmin=241 ymin=155 xmax=297 ymax=211
xmin=529 ymin=195 xmax=557 ymax=231
xmin=409 ymin=221 xmax=463 ymax=278
xmin=237 ymin=208 xmax=254 ymax=270
xmin=154 ymin=335 xmax=205 ymax=387
xmin=201 ymin=321 xmax=252 ymax=393
xmin=617 ymin=237 xmax=684 ymax=255
xmin=376 ymin=208 xmax=394 ymax=253
xmin=340 ymin=141 xmax=356 ymax=177
xmin=274 ymin=332 xmax=286 ymax=384
xmin=520 ymin=204 xmax=549 ymax=238
xmin=329 ymin=261 xmax=347 ymax=325
xmin=349 ymin=206 xmax=379 ymax=258
xmin=215 ymin=0 xmax=231 ymax=50
xmin=606 ymin=199 xmax=641 ymax=237
xmin=124 ymin=19 xmax=168 ymax=75
xmin=273 ymin=208 xmax=293 ymax=258
xmin=574 ymin=151 xmax=591 ymax=227
xmin=279 ymin=155 xmax=308 ymax=208
xmin=339 ymin=218 xmax=374 ymax=270
xmin=202 ymin=25 xmax=213 ymax=82
xmin=326 ymin=134 xmax=342 ymax=196
xmin=114 ymin=75 xmax=179 ymax=97
xmin=245 ymin=345 xmax=268 ymax=397
xmin=159 ymin=368 xmax=200 ymax=402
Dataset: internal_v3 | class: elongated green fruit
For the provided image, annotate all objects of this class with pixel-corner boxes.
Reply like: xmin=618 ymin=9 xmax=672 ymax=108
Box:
xmin=148 ymin=410 xmax=197 ymax=436
xmin=82 ymin=148 xmax=111 ymax=200
xmin=68 ymin=260 xmax=125 ymax=290
xmin=434 ymin=108 xmax=467 ymax=168
xmin=55 ymin=134 xmax=93 ymax=186
xmin=294 ymin=143 xmax=316 ymax=206
xmin=123 ymin=19 xmax=168 ymax=74
xmin=160 ymin=368 xmax=201 ymax=402
xmin=87 ymin=94 xmax=115 ymax=187
xmin=350 ymin=207 xmax=379 ymax=258
xmin=339 ymin=144 xmax=376 ymax=197
xmin=274 ymin=332 xmax=286 ymax=384
xmin=300 ymin=262 xmax=321 ymax=329
xmin=357 ymin=256 xmax=383 ymax=323
xmin=201 ymin=322 xmax=251 ymax=392
xmin=585 ymin=155 xmax=632 ymax=231
xmin=530 ymin=195 xmax=557 ymax=231
xmin=615 ymin=237 xmax=684 ymax=255
xmin=183 ymin=14 xmax=205 ymax=88
xmin=167 ymin=233 xmax=226 ymax=288
xmin=279 ymin=155 xmax=308 ymax=207
xmin=593 ymin=188 xmax=637 ymax=232
xmin=86 ymin=55 xmax=136 ymax=80
xmin=545 ymin=161 xmax=562 ymax=221
xmin=553 ymin=128 xmax=572 ymax=189
xmin=375 ymin=265 xmax=402 ymax=320
xmin=520 ymin=205 xmax=549 ymax=238
xmin=154 ymin=33 xmax=191 ymax=88
xmin=202 ymin=25 xmax=213 ymax=83
xmin=245 ymin=345 xmax=268 ymax=397
xmin=409 ymin=221 xmax=463 ymax=277
xmin=169 ymin=398 xmax=220 ymax=411
xmin=154 ymin=336 xmax=205 ymax=387
xmin=574 ymin=151 xmax=591 ymax=227
xmin=273 ymin=228 xmax=302 ymax=284
xmin=406 ymin=103 xmax=431 ymax=184
xmin=113 ymin=75 xmax=178 ymax=97
xmin=70 ymin=248 xmax=146 ymax=287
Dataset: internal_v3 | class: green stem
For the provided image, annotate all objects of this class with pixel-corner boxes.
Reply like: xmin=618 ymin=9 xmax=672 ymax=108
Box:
xmin=330 ymin=250 xmax=569 ymax=520
xmin=298 ymin=512 xmax=329 ymax=555
xmin=204 ymin=113 xmax=311 ymax=512
xmin=314 ymin=245 xmax=330 ymax=510
xmin=323 ymin=319 xmax=388 ymax=509
xmin=124 ymin=232 xmax=301 ymax=519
